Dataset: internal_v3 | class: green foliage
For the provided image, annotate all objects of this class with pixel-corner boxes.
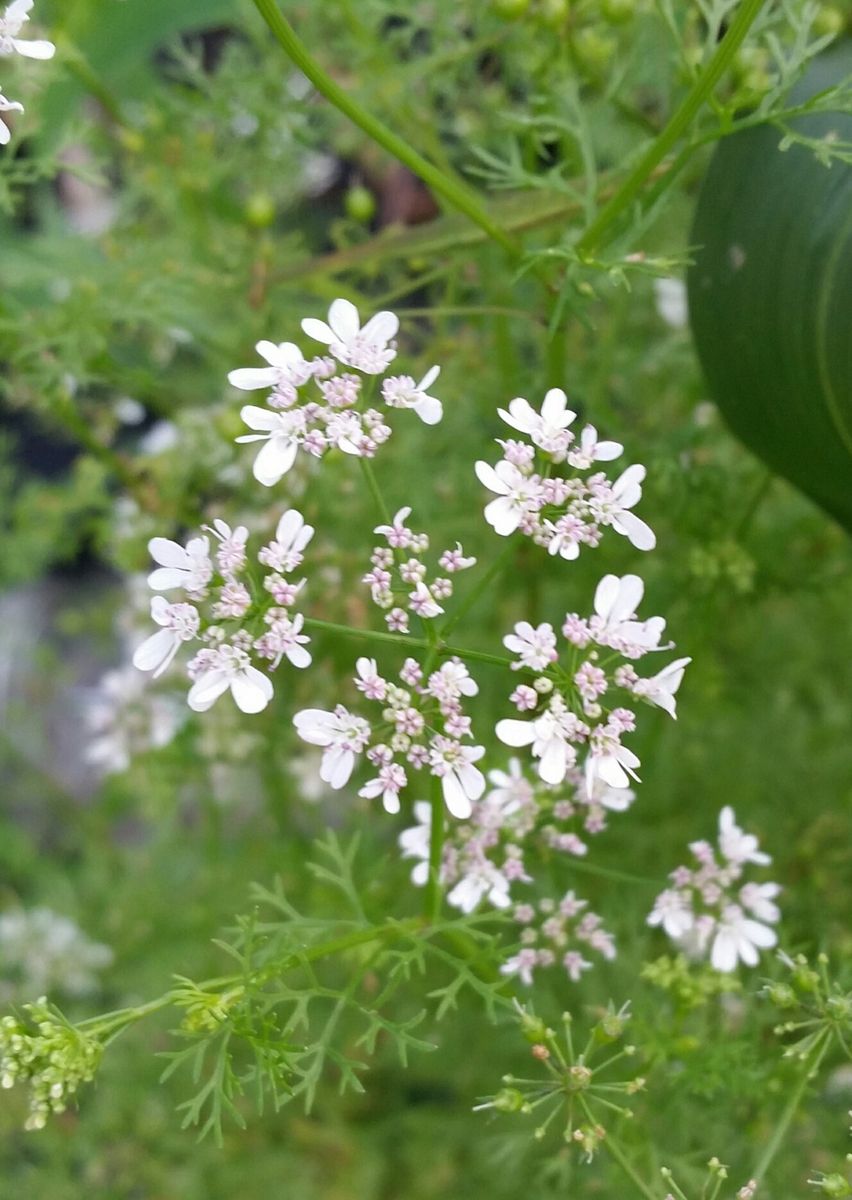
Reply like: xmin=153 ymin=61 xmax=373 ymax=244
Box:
xmin=1 ymin=1 xmax=852 ymax=1198
xmin=689 ymin=40 xmax=852 ymax=533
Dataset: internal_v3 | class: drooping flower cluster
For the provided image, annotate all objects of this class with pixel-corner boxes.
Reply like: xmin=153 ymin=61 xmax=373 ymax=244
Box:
xmin=231 ymin=299 xmax=442 ymax=486
xmin=495 ymin=573 xmax=690 ymax=799
xmin=293 ymin=654 xmax=486 ymax=818
xmin=364 ymin=506 xmax=476 ymax=633
xmin=475 ymin=388 xmax=655 ymax=557
xmin=502 ymin=892 xmax=617 ymax=986
xmin=132 ymin=510 xmax=314 ymax=713
xmin=398 ymin=757 xmax=626 ymax=981
xmin=647 ymin=806 xmax=781 ymax=972
xmin=399 ymin=758 xmax=633 ymax=907
xmin=0 ymin=999 xmax=102 ymax=1130
xmin=0 ymin=1 xmax=54 ymax=145
xmin=0 ymin=909 xmax=113 ymax=1003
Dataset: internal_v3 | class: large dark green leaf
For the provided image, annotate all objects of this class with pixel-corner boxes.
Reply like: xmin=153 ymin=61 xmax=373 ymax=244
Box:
xmin=687 ymin=42 xmax=852 ymax=532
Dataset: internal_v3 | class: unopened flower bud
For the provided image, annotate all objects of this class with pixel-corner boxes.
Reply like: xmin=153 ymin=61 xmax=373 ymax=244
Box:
xmin=492 ymin=1087 xmax=527 ymax=1113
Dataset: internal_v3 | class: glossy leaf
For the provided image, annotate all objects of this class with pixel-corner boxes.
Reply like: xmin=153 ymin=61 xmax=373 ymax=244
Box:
xmin=687 ymin=42 xmax=852 ymax=532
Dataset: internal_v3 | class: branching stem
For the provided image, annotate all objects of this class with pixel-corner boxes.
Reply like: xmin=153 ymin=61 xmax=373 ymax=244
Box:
xmin=575 ymin=0 xmax=767 ymax=255
xmin=250 ymin=0 xmax=518 ymax=257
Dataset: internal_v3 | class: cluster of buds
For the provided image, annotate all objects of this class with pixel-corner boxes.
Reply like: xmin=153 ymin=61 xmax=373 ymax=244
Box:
xmin=475 ymin=1002 xmax=643 ymax=1160
xmin=495 ymin=573 xmax=690 ymax=797
xmin=1 ymin=999 xmax=101 ymax=1130
xmin=293 ymin=654 xmax=487 ymax=818
xmin=647 ymin=807 xmax=780 ymax=973
xmin=0 ymin=2 xmax=55 ymax=146
xmin=231 ymin=299 xmax=442 ymax=486
xmin=363 ymin=506 xmax=476 ymax=633
xmin=474 ymin=388 xmax=655 ymax=558
xmin=133 ymin=510 xmax=314 ymax=713
xmin=502 ymin=892 xmax=616 ymax=985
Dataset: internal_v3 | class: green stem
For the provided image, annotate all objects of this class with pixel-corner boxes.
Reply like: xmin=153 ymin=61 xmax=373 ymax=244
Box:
xmin=752 ymin=1031 xmax=831 ymax=1184
xmin=359 ymin=457 xmax=392 ymax=525
xmin=425 ymin=774 xmax=445 ymax=923
xmin=575 ymin=0 xmax=767 ymax=256
xmin=82 ymin=919 xmax=421 ymax=1038
xmin=303 ymin=619 xmax=520 ymax=674
xmin=250 ymin=0 xmax=518 ymax=257
xmin=599 ymin=1130 xmax=657 ymax=1200
xmin=441 ymin=541 xmax=516 ymax=640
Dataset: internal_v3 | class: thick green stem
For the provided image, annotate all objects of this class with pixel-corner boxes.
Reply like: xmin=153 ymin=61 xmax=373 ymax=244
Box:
xmin=752 ymin=1031 xmax=831 ymax=1184
xmin=250 ymin=0 xmax=518 ymax=257
xmin=575 ymin=0 xmax=767 ymax=256
xmin=425 ymin=774 xmax=445 ymax=922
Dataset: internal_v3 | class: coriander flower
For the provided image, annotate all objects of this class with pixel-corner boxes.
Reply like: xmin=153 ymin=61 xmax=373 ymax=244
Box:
xmin=132 ymin=597 xmax=199 ymax=678
xmin=718 ymin=805 xmax=771 ymax=866
xmin=503 ymin=621 xmax=558 ymax=672
xmin=398 ymin=801 xmax=433 ymax=886
xmin=498 ymin=388 xmax=576 ymax=456
xmin=447 ymin=859 xmax=512 ymax=915
xmin=710 ymin=904 xmax=777 ymax=972
xmin=358 ymin=761 xmax=407 ymax=814
xmin=474 ymin=459 xmax=542 ymax=536
xmin=236 ymin=407 xmax=304 ymax=486
xmin=293 ymin=705 xmax=372 ymax=789
xmin=591 ymin=464 xmax=656 ymax=551
xmin=259 ymin=508 xmax=315 ymax=573
xmin=146 ymin=534 xmax=213 ymax=596
xmin=301 ymin=298 xmax=398 ymax=375
xmin=382 ymin=365 xmax=443 ymax=425
xmin=632 ymin=656 xmax=691 ymax=718
xmin=496 ymin=700 xmax=584 ymax=786
xmin=428 ymin=737 xmax=486 ymax=818
xmin=584 ymin=739 xmax=641 ymax=793
xmin=227 ymin=340 xmax=312 ymax=393
xmin=648 ymin=807 xmax=780 ymax=972
xmin=187 ymin=645 xmax=273 ymax=714
xmin=0 ymin=89 xmax=23 ymax=144
xmin=590 ymin=573 xmax=665 ymax=654
xmin=567 ymin=424 xmax=623 ymax=469
xmin=646 ymin=889 xmax=694 ymax=940
xmin=0 ymin=1 xmax=55 ymax=59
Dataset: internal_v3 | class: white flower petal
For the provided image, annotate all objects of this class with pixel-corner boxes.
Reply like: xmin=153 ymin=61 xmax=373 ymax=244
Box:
xmin=230 ymin=667 xmax=273 ymax=714
xmin=228 ymin=367 xmax=279 ymax=391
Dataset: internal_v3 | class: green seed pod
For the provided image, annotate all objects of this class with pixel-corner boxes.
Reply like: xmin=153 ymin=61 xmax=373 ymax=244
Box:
xmin=601 ymin=0 xmax=636 ymax=24
xmin=491 ymin=0 xmax=532 ymax=18
xmin=344 ymin=184 xmax=376 ymax=224
xmin=244 ymin=193 xmax=276 ymax=228
xmin=492 ymin=1087 xmax=527 ymax=1112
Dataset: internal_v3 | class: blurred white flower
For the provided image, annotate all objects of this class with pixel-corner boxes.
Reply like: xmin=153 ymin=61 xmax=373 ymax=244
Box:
xmin=0 ymin=88 xmax=23 ymax=144
xmin=0 ymin=908 xmax=112 ymax=1002
xmin=84 ymin=663 xmax=185 ymax=775
xmin=653 ymin=277 xmax=688 ymax=329
xmin=0 ymin=1 xmax=55 ymax=59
